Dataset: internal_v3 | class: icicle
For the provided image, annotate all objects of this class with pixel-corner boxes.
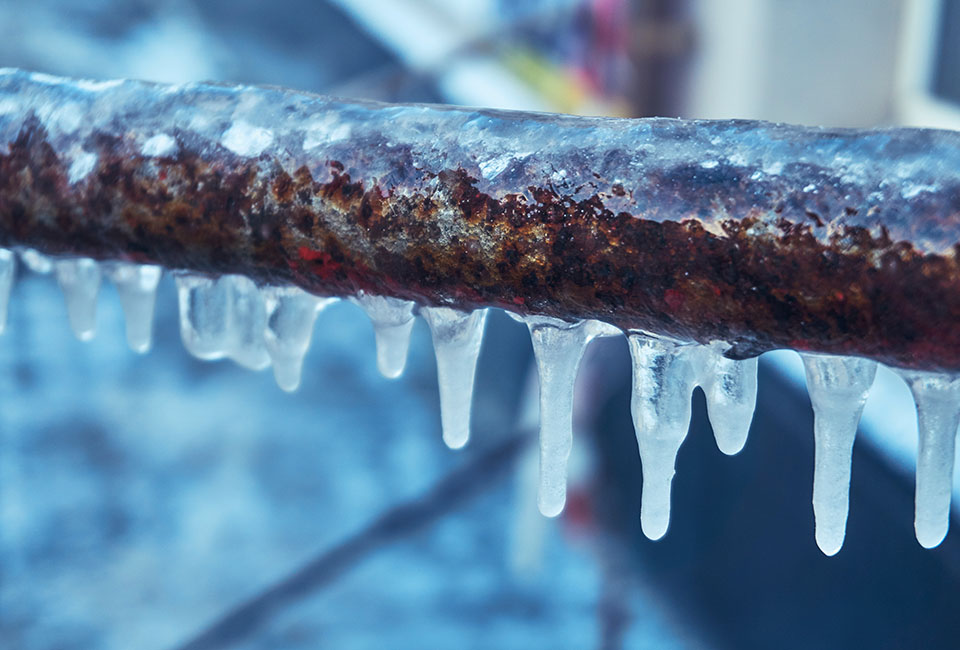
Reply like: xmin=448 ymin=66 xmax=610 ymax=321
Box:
xmin=628 ymin=333 xmax=699 ymax=540
xmin=0 ymin=248 xmax=15 ymax=334
xmin=801 ymin=354 xmax=877 ymax=555
xmin=176 ymin=273 xmax=231 ymax=360
xmin=224 ymin=275 xmax=270 ymax=371
xmin=525 ymin=317 xmax=616 ymax=517
xmin=107 ymin=263 xmax=162 ymax=353
xmin=263 ymin=286 xmax=336 ymax=391
xmin=697 ymin=349 xmax=758 ymax=455
xmin=421 ymin=307 xmax=488 ymax=449
xmin=54 ymin=258 xmax=102 ymax=341
xmin=18 ymin=248 xmax=53 ymax=274
xmin=899 ymin=371 xmax=960 ymax=548
xmin=349 ymin=292 xmax=416 ymax=379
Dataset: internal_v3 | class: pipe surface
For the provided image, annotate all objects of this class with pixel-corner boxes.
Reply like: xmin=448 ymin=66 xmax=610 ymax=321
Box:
xmin=1 ymin=69 xmax=959 ymax=370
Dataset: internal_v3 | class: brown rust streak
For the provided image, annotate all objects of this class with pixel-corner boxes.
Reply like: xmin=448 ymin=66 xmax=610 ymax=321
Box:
xmin=1 ymin=120 xmax=960 ymax=371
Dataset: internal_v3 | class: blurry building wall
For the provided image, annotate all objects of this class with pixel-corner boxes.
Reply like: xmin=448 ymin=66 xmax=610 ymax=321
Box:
xmin=686 ymin=0 xmax=906 ymax=127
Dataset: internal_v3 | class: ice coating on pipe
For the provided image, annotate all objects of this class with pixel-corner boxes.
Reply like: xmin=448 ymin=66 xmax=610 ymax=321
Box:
xmin=628 ymin=334 xmax=700 ymax=541
xmin=106 ymin=262 xmax=162 ymax=353
xmin=350 ymin=292 xmax=416 ymax=379
xmin=4 ymin=70 xmax=960 ymax=371
xmin=263 ymin=286 xmax=336 ymax=392
xmin=55 ymin=257 xmax=101 ymax=341
xmin=422 ymin=307 xmax=488 ymax=450
xmin=899 ymin=370 xmax=960 ymax=548
xmin=801 ymin=353 xmax=877 ymax=555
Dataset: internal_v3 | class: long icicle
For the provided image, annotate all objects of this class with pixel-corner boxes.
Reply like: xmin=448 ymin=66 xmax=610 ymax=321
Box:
xmin=899 ymin=371 xmax=960 ymax=548
xmin=628 ymin=334 xmax=699 ymax=541
xmin=801 ymin=354 xmax=877 ymax=555
xmin=526 ymin=317 xmax=616 ymax=517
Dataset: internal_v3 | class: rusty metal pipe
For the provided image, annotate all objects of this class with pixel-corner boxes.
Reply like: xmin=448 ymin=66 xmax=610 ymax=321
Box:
xmin=1 ymin=69 xmax=959 ymax=371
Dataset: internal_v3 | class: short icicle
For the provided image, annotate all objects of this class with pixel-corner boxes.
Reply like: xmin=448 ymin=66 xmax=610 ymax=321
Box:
xmin=698 ymin=349 xmax=758 ymax=455
xmin=18 ymin=248 xmax=53 ymax=274
xmin=0 ymin=248 xmax=15 ymax=334
xmin=628 ymin=334 xmax=700 ymax=541
xmin=422 ymin=307 xmax=488 ymax=449
xmin=525 ymin=317 xmax=615 ymax=517
xmin=350 ymin=292 xmax=416 ymax=379
xmin=263 ymin=286 xmax=336 ymax=391
xmin=224 ymin=275 xmax=270 ymax=371
xmin=899 ymin=371 xmax=960 ymax=549
xmin=55 ymin=258 xmax=102 ymax=341
xmin=801 ymin=353 xmax=877 ymax=556
xmin=107 ymin=262 xmax=162 ymax=353
xmin=176 ymin=273 xmax=231 ymax=360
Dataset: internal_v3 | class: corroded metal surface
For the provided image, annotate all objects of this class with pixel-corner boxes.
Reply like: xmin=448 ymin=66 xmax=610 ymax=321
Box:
xmin=1 ymin=69 xmax=960 ymax=371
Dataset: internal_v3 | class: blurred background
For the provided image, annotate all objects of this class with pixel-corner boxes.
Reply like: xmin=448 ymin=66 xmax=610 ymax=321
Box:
xmin=1 ymin=1 xmax=960 ymax=648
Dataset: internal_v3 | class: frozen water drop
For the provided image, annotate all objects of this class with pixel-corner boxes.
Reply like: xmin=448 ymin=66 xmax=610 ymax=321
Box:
xmin=802 ymin=354 xmax=877 ymax=555
xmin=350 ymin=293 xmax=416 ymax=379
xmin=55 ymin=258 xmax=101 ymax=341
xmin=628 ymin=333 xmax=699 ymax=540
xmin=525 ymin=317 xmax=612 ymax=517
xmin=422 ymin=307 xmax=488 ymax=449
xmin=19 ymin=248 xmax=52 ymax=274
xmin=224 ymin=275 xmax=270 ymax=371
xmin=899 ymin=370 xmax=960 ymax=549
xmin=0 ymin=248 xmax=15 ymax=334
xmin=107 ymin=262 xmax=161 ymax=353
xmin=176 ymin=273 xmax=230 ymax=360
xmin=263 ymin=286 xmax=336 ymax=391
xmin=699 ymin=351 xmax=758 ymax=455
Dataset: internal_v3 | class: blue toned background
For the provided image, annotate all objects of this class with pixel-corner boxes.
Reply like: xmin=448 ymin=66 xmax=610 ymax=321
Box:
xmin=1 ymin=1 xmax=959 ymax=649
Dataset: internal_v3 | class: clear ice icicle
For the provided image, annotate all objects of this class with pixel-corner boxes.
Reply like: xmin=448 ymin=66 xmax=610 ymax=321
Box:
xmin=224 ymin=275 xmax=270 ymax=371
xmin=899 ymin=371 xmax=960 ymax=549
xmin=422 ymin=307 xmax=489 ymax=449
xmin=0 ymin=248 xmax=15 ymax=334
xmin=698 ymin=350 xmax=758 ymax=455
xmin=176 ymin=274 xmax=231 ymax=360
xmin=628 ymin=334 xmax=699 ymax=540
xmin=18 ymin=248 xmax=53 ymax=274
xmin=55 ymin=258 xmax=102 ymax=341
xmin=350 ymin=293 xmax=416 ymax=379
xmin=263 ymin=286 xmax=336 ymax=391
xmin=526 ymin=317 xmax=617 ymax=517
xmin=801 ymin=354 xmax=877 ymax=556
xmin=107 ymin=263 xmax=162 ymax=353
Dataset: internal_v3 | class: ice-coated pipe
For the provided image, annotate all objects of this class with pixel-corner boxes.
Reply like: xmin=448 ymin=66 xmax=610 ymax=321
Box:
xmin=2 ymin=69 xmax=960 ymax=371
